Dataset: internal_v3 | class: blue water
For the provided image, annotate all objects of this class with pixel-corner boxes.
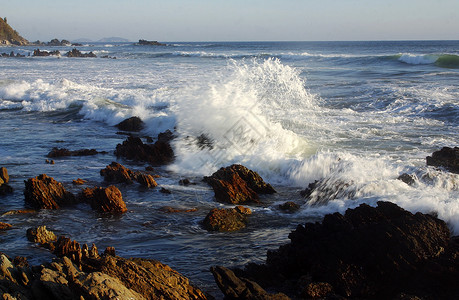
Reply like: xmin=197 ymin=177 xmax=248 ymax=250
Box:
xmin=1 ymin=41 xmax=458 ymax=297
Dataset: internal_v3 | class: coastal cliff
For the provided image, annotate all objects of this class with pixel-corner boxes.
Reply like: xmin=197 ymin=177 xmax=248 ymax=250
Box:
xmin=0 ymin=17 xmax=29 ymax=45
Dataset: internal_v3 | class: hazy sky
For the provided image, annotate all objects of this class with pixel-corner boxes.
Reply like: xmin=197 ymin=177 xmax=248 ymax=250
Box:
xmin=3 ymin=0 xmax=459 ymax=42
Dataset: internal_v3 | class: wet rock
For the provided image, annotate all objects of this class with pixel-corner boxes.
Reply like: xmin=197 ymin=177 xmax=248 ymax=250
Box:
xmin=66 ymin=48 xmax=96 ymax=58
xmin=135 ymin=172 xmax=158 ymax=188
xmin=0 ymin=167 xmax=9 ymax=183
xmin=179 ymin=178 xmax=191 ymax=185
xmin=47 ymin=147 xmax=104 ymax=158
xmin=158 ymin=129 xmax=175 ymax=143
xmin=115 ymin=135 xmax=174 ymax=165
xmin=72 ymin=178 xmax=86 ymax=185
xmin=160 ymin=187 xmax=172 ymax=194
xmin=426 ymin=146 xmax=459 ymax=174
xmin=0 ymin=183 xmax=13 ymax=195
xmin=160 ymin=206 xmax=198 ymax=213
xmin=32 ymin=49 xmax=60 ymax=56
xmin=100 ymin=161 xmax=135 ymax=184
xmin=80 ymin=186 xmax=127 ymax=214
xmin=300 ymin=178 xmax=355 ymax=205
xmin=302 ymin=282 xmax=334 ymax=299
xmin=237 ymin=201 xmax=457 ymax=299
xmin=203 ymin=206 xmax=252 ymax=232
xmin=278 ymin=201 xmax=301 ymax=213
xmin=398 ymin=173 xmax=417 ymax=186
xmin=2 ymin=209 xmax=36 ymax=216
xmin=211 ymin=266 xmax=289 ymax=300
xmin=24 ymin=174 xmax=76 ymax=209
xmin=0 ymin=222 xmax=12 ymax=230
xmin=203 ymin=164 xmax=276 ymax=204
xmin=116 ymin=116 xmax=144 ymax=132
xmin=26 ymin=226 xmax=57 ymax=246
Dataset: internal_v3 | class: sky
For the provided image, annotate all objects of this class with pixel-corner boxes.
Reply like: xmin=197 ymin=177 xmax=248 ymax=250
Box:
xmin=2 ymin=0 xmax=459 ymax=42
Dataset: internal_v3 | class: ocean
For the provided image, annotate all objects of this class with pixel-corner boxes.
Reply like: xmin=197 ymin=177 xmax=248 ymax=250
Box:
xmin=1 ymin=40 xmax=458 ymax=296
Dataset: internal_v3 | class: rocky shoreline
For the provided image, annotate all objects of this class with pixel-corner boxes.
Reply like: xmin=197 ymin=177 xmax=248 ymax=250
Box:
xmin=1 ymin=116 xmax=458 ymax=299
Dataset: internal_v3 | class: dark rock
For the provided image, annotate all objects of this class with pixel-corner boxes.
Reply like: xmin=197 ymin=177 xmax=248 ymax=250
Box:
xmin=398 ymin=173 xmax=417 ymax=186
xmin=197 ymin=134 xmax=214 ymax=150
xmin=160 ymin=187 xmax=172 ymax=194
xmin=32 ymin=49 xmax=60 ymax=56
xmin=0 ymin=183 xmax=13 ymax=195
xmin=135 ymin=172 xmax=158 ymax=188
xmin=203 ymin=164 xmax=276 ymax=204
xmin=157 ymin=129 xmax=175 ymax=143
xmin=145 ymin=166 xmax=154 ymax=172
xmin=278 ymin=201 xmax=300 ymax=213
xmin=179 ymin=178 xmax=191 ymax=185
xmin=47 ymin=38 xmax=71 ymax=46
xmin=116 ymin=116 xmax=144 ymax=132
xmin=72 ymin=178 xmax=86 ymax=185
xmin=203 ymin=206 xmax=252 ymax=232
xmin=426 ymin=147 xmax=459 ymax=173
xmin=100 ymin=161 xmax=135 ymax=184
xmin=12 ymin=256 xmax=29 ymax=268
xmin=236 ymin=201 xmax=457 ymax=299
xmin=47 ymin=147 xmax=103 ymax=157
xmin=137 ymin=39 xmax=166 ymax=46
xmin=65 ymin=48 xmax=96 ymax=58
xmin=115 ymin=135 xmax=174 ymax=165
xmin=80 ymin=186 xmax=127 ymax=214
xmin=24 ymin=174 xmax=76 ymax=209
xmin=211 ymin=266 xmax=289 ymax=300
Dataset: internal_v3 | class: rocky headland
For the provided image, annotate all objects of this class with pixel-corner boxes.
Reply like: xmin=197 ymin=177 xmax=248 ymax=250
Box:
xmin=0 ymin=17 xmax=28 ymax=46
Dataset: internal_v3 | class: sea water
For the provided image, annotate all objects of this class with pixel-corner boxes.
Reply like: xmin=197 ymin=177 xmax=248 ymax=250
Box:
xmin=1 ymin=41 xmax=458 ymax=296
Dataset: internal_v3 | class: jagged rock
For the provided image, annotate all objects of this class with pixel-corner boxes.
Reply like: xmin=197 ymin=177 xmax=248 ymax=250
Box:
xmin=398 ymin=173 xmax=417 ymax=186
xmin=135 ymin=172 xmax=158 ymax=188
xmin=426 ymin=147 xmax=459 ymax=174
xmin=236 ymin=201 xmax=457 ymax=299
xmin=24 ymin=174 xmax=76 ymax=209
xmin=203 ymin=164 xmax=276 ymax=204
xmin=100 ymin=162 xmax=135 ymax=184
xmin=157 ymin=129 xmax=174 ymax=143
xmin=0 ymin=167 xmax=9 ymax=183
xmin=32 ymin=49 xmax=60 ymax=56
xmin=80 ymin=186 xmax=127 ymax=213
xmin=72 ymin=178 xmax=86 ymax=185
xmin=278 ymin=201 xmax=301 ymax=213
xmin=211 ymin=266 xmax=289 ymax=300
xmin=66 ymin=48 xmax=96 ymax=58
xmin=115 ymin=135 xmax=174 ymax=165
xmin=116 ymin=116 xmax=144 ymax=132
xmin=160 ymin=187 xmax=172 ymax=194
xmin=203 ymin=206 xmax=252 ymax=232
xmin=137 ymin=39 xmax=166 ymax=46
xmin=0 ymin=222 xmax=12 ymax=230
xmin=0 ymin=183 xmax=13 ymax=195
xmin=26 ymin=226 xmax=57 ymax=245
xmin=47 ymin=147 xmax=103 ymax=158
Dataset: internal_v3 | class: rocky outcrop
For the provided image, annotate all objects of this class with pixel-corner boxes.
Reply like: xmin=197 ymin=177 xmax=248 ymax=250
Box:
xmin=116 ymin=116 xmax=144 ymax=132
xmin=221 ymin=201 xmax=459 ymax=299
xmin=65 ymin=48 xmax=96 ymax=58
xmin=47 ymin=38 xmax=71 ymax=46
xmin=203 ymin=164 xmax=276 ymax=204
xmin=47 ymin=147 xmax=106 ymax=158
xmin=0 ymin=222 xmax=12 ymax=230
xmin=24 ymin=174 xmax=76 ymax=209
xmin=115 ymin=135 xmax=174 ymax=165
xmin=0 ymin=17 xmax=29 ymax=45
xmin=426 ymin=146 xmax=459 ymax=174
xmin=203 ymin=206 xmax=252 ymax=232
xmin=32 ymin=49 xmax=60 ymax=56
xmin=137 ymin=39 xmax=166 ymax=46
xmin=0 ymin=167 xmax=13 ymax=195
xmin=79 ymin=186 xmax=127 ymax=214
xmin=100 ymin=162 xmax=158 ymax=188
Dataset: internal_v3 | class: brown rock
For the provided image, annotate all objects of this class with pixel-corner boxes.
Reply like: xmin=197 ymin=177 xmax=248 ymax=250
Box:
xmin=0 ymin=167 xmax=9 ymax=183
xmin=26 ymin=226 xmax=57 ymax=245
xmin=24 ymin=174 xmax=76 ymax=209
xmin=0 ymin=222 xmax=12 ymax=230
xmin=203 ymin=206 xmax=252 ymax=232
xmin=100 ymin=162 xmax=134 ymax=184
xmin=203 ymin=164 xmax=276 ymax=204
xmin=114 ymin=135 xmax=174 ymax=165
xmin=2 ymin=209 xmax=36 ymax=216
xmin=160 ymin=206 xmax=198 ymax=213
xmin=116 ymin=116 xmax=144 ymax=132
xmin=135 ymin=172 xmax=158 ymax=188
xmin=278 ymin=201 xmax=301 ymax=213
xmin=72 ymin=178 xmax=86 ymax=185
xmin=80 ymin=186 xmax=127 ymax=214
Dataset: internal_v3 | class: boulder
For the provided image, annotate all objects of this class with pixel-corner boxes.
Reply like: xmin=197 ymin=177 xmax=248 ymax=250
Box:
xmin=203 ymin=206 xmax=252 ymax=232
xmin=24 ymin=174 xmax=76 ymax=209
xmin=26 ymin=226 xmax=57 ymax=246
xmin=47 ymin=147 xmax=103 ymax=158
xmin=0 ymin=183 xmax=13 ymax=195
xmin=116 ymin=116 xmax=144 ymax=132
xmin=135 ymin=172 xmax=158 ymax=188
xmin=115 ymin=135 xmax=174 ymax=165
xmin=100 ymin=161 xmax=135 ymax=184
xmin=278 ymin=201 xmax=301 ymax=213
xmin=80 ymin=186 xmax=127 ymax=214
xmin=66 ymin=48 xmax=96 ymax=58
xmin=203 ymin=164 xmax=276 ymax=204
xmin=426 ymin=146 xmax=459 ymax=174
xmin=233 ymin=201 xmax=458 ymax=299
xmin=0 ymin=222 xmax=12 ymax=230
xmin=0 ymin=167 xmax=9 ymax=183
xmin=32 ymin=49 xmax=60 ymax=56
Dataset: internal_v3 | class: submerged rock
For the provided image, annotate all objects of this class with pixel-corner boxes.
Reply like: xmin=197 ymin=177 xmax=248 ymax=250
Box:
xmin=426 ymin=146 xmax=459 ymax=174
xmin=203 ymin=206 xmax=252 ymax=232
xmin=80 ymin=186 xmax=127 ymax=214
xmin=116 ymin=116 xmax=144 ymax=132
xmin=24 ymin=174 xmax=76 ymax=209
xmin=47 ymin=147 xmax=104 ymax=158
xmin=203 ymin=164 xmax=276 ymax=204
xmin=115 ymin=135 xmax=174 ymax=165
xmin=0 ymin=222 xmax=12 ymax=230
xmin=225 ymin=201 xmax=458 ymax=299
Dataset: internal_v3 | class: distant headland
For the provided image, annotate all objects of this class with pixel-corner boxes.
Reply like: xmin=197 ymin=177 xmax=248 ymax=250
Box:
xmin=0 ymin=17 xmax=29 ymax=45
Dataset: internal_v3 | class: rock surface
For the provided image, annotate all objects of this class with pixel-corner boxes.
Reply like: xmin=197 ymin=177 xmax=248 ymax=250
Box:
xmin=26 ymin=226 xmax=57 ymax=246
xmin=0 ymin=17 xmax=29 ymax=45
xmin=80 ymin=186 xmax=127 ymax=214
xmin=24 ymin=174 xmax=76 ymax=209
xmin=203 ymin=206 xmax=252 ymax=232
xmin=32 ymin=49 xmax=60 ymax=56
xmin=203 ymin=164 xmax=276 ymax=204
xmin=47 ymin=147 xmax=105 ymax=158
xmin=65 ymin=48 xmax=96 ymax=58
xmin=100 ymin=161 xmax=158 ymax=188
xmin=115 ymin=135 xmax=174 ymax=165
xmin=222 ymin=201 xmax=459 ymax=299
xmin=426 ymin=146 xmax=459 ymax=173
xmin=116 ymin=116 xmax=144 ymax=132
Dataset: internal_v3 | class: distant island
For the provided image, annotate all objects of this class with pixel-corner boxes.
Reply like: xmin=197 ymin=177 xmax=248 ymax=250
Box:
xmin=136 ymin=39 xmax=166 ymax=46
xmin=0 ymin=17 xmax=29 ymax=45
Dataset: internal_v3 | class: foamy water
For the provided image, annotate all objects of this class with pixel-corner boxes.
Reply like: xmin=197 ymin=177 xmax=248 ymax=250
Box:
xmin=1 ymin=41 xmax=458 ymax=296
